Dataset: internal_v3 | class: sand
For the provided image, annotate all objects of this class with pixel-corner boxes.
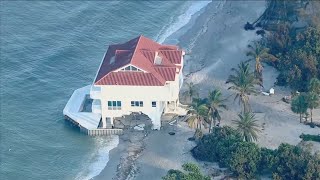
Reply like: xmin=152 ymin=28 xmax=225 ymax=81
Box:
xmin=94 ymin=1 xmax=320 ymax=180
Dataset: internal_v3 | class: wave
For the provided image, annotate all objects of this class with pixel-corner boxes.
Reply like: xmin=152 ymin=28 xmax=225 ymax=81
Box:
xmin=75 ymin=135 xmax=119 ymax=180
xmin=155 ymin=1 xmax=211 ymax=44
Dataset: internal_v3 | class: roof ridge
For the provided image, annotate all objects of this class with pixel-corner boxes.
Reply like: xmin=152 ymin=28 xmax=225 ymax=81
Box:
xmin=159 ymin=49 xmax=181 ymax=51
xmin=95 ymin=37 xmax=141 ymax=84
xmin=130 ymin=36 xmax=167 ymax=84
xmin=95 ymin=35 xmax=183 ymax=86
xmin=130 ymin=35 xmax=143 ymax=62
xmin=154 ymin=65 xmax=176 ymax=68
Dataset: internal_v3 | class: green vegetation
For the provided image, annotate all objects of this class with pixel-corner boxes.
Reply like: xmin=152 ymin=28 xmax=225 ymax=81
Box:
xmin=186 ymin=89 xmax=228 ymax=133
xmin=185 ymin=82 xmax=199 ymax=104
xmin=182 ymin=2 xmax=320 ymax=179
xmin=245 ymin=0 xmax=320 ymax=91
xmin=192 ymin=126 xmax=320 ymax=179
xmin=207 ymin=89 xmax=227 ymax=132
xmin=162 ymin=163 xmax=210 ymax=180
xmin=232 ymin=112 xmax=261 ymax=142
xmin=291 ymin=78 xmax=320 ymax=123
xmin=264 ymin=20 xmax=320 ymax=91
xmin=266 ymin=26 xmax=320 ymax=91
xmin=291 ymin=93 xmax=308 ymax=123
xmin=226 ymin=62 xmax=261 ymax=113
xmin=306 ymin=92 xmax=319 ymax=123
xmin=187 ymin=98 xmax=208 ymax=130
xmin=300 ymin=134 xmax=320 ymax=143
xmin=229 ymin=141 xmax=261 ymax=179
xmin=191 ymin=126 xmax=242 ymax=166
xmin=246 ymin=41 xmax=276 ymax=83
xmin=309 ymin=78 xmax=320 ymax=95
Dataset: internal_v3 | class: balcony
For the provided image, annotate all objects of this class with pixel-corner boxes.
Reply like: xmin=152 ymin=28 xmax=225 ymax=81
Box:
xmin=90 ymin=86 xmax=101 ymax=99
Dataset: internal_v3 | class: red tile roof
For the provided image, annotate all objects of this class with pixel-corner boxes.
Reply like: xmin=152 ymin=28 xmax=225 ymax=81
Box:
xmin=94 ymin=35 xmax=184 ymax=86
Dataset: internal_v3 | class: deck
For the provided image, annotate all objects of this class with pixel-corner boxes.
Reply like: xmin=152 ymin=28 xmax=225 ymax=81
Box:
xmin=63 ymin=85 xmax=123 ymax=136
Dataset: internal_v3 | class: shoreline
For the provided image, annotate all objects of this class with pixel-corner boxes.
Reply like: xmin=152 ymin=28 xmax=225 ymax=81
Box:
xmin=94 ymin=1 xmax=266 ymax=179
xmin=94 ymin=1 xmax=320 ymax=179
xmin=92 ymin=2 xmax=213 ymax=179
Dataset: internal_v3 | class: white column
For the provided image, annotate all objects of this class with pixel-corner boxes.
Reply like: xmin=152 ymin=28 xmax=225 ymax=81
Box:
xmin=152 ymin=116 xmax=161 ymax=130
xmin=101 ymin=100 xmax=107 ymax=128
xmin=110 ymin=117 xmax=114 ymax=126
xmin=102 ymin=118 xmax=107 ymax=128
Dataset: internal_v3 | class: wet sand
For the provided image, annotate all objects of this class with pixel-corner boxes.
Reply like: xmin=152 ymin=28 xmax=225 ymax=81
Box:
xmin=94 ymin=1 xmax=320 ymax=179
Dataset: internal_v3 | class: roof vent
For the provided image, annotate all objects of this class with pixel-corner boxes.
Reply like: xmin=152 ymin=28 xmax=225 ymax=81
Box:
xmin=154 ymin=52 xmax=162 ymax=65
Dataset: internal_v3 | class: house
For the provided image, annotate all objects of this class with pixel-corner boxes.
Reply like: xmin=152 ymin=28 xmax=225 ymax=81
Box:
xmin=89 ymin=35 xmax=185 ymax=130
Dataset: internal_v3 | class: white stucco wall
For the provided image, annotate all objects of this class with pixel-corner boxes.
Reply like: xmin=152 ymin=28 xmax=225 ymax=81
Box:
xmin=90 ymin=54 xmax=184 ymax=129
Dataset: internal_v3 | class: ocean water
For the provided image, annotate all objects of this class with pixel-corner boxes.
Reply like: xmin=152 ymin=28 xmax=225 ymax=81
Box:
xmin=0 ymin=1 xmax=210 ymax=180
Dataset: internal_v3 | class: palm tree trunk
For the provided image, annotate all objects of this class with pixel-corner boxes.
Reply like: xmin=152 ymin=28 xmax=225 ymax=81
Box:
xmin=196 ymin=122 xmax=199 ymax=129
xmin=299 ymin=113 xmax=302 ymax=123
xmin=243 ymin=103 xmax=247 ymax=113
xmin=209 ymin=118 xmax=212 ymax=133
xmin=310 ymin=109 xmax=313 ymax=123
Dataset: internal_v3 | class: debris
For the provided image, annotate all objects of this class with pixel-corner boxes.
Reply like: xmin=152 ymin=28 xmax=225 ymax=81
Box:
xmin=133 ymin=124 xmax=145 ymax=131
xmin=282 ymin=96 xmax=291 ymax=103
xmin=269 ymin=88 xmax=275 ymax=95
xmin=168 ymin=132 xmax=176 ymax=135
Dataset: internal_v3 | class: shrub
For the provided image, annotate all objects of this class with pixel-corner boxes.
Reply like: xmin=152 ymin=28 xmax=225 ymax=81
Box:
xmin=258 ymin=148 xmax=278 ymax=173
xmin=192 ymin=126 xmax=320 ymax=179
xmin=191 ymin=126 xmax=242 ymax=166
xmin=162 ymin=163 xmax=210 ymax=180
xmin=229 ymin=142 xmax=261 ymax=179
xmin=271 ymin=143 xmax=319 ymax=179
xmin=300 ymin=133 xmax=320 ymax=142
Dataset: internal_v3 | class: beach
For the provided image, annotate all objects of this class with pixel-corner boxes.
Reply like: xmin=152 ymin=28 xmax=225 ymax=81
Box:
xmin=93 ymin=1 xmax=320 ymax=179
xmin=2 ymin=1 xmax=318 ymax=179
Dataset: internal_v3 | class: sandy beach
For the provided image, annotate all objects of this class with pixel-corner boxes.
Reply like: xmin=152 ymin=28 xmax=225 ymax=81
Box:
xmin=94 ymin=1 xmax=320 ymax=179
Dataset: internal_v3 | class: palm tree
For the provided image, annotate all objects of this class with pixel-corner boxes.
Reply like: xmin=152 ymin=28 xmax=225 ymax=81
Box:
xmin=306 ymin=92 xmax=319 ymax=123
xmin=226 ymin=62 xmax=262 ymax=113
xmin=233 ymin=112 xmax=261 ymax=142
xmin=187 ymin=98 xmax=208 ymax=130
xmin=291 ymin=93 xmax=308 ymax=123
xmin=207 ymin=89 xmax=227 ymax=132
xmin=185 ymin=82 xmax=198 ymax=104
xmin=246 ymin=41 xmax=276 ymax=83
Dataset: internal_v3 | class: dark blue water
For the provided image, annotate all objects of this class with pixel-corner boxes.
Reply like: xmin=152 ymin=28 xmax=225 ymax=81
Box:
xmin=0 ymin=1 xmax=210 ymax=179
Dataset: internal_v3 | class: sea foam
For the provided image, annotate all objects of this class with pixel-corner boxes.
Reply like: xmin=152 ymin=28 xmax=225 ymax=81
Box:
xmin=75 ymin=135 xmax=119 ymax=180
xmin=156 ymin=1 xmax=211 ymax=44
xmin=74 ymin=2 xmax=211 ymax=180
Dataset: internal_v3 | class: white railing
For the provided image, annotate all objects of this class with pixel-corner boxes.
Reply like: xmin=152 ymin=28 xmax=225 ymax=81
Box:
xmin=90 ymin=85 xmax=101 ymax=99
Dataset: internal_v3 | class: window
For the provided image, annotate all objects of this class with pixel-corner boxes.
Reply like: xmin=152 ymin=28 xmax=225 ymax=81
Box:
xmin=108 ymin=101 xmax=121 ymax=110
xmin=125 ymin=66 xmax=131 ymax=70
xmin=131 ymin=101 xmax=143 ymax=107
xmin=120 ymin=65 xmax=143 ymax=72
xmin=117 ymin=101 xmax=121 ymax=107
xmin=152 ymin=101 xmax=156 ymax=107
xmin=135 ymin=101 xmax=139 ymax=107
xmin=110 ymin=56 xmax=115 ymax=64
